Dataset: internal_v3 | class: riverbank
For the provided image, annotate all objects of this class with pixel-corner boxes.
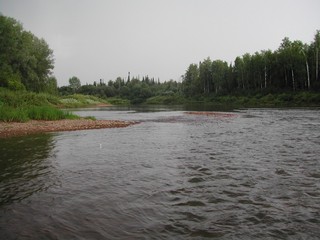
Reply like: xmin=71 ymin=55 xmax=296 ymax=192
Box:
xmin=0 ymin=88 xmax=114 ymax=122
xmin=145 ymin=91 xmax=320 ymax=107
xmin=0 ymin=119 xmax=137 ymax=138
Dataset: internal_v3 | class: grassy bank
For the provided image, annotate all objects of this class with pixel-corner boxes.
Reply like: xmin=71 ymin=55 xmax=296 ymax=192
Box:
xmin=60 ymin=94 xmax=111 ymax=108
xmin=142 ymin=91 xmax=320 ymax=107
xmin=2 ymin=87 xmax=318 ymax=123
xmin=0 ymin=88 xmax=109 ymax=122
xmin=0 ymin=105 xmax=79 ymax=122
xmin=145 ymin=95 xmax=185 ymax=105
xmin=204 ymin=91 xmax=320 ymax=108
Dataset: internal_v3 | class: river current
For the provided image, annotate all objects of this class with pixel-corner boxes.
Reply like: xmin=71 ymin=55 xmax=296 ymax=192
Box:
xmin=0 ymin=107 xmax=319 ymax=239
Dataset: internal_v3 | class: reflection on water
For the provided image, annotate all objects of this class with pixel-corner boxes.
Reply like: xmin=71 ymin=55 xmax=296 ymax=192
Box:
xmin=0 ymin=134 xmax=57 ymax=206
xmin=0 ymin=107 xmax=320 ymax=239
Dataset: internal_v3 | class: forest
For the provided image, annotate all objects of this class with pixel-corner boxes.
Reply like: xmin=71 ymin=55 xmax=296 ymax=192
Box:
xmin=60 ymin=31 xmax=320 ymax=105
xmin=1 ymin=14 xmax=320 ymax=106
xmin=182 ymin=33 xmax=320 ymax=97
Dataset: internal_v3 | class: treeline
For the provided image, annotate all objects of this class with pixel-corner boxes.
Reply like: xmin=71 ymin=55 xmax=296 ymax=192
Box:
xmin=59 ymin=76 xmax=181 ymax=104
xmin=182 ymin=31 xmax=320 ymax=97
xmin=60 ymin=31 xmax=320 ymax=104
xmin=0 ymin=15 xmax=57 ymax=93
xmin=2 ymin=14 xmax=319 ymax=106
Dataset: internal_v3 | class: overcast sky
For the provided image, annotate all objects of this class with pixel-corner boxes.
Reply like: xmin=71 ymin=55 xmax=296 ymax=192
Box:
xmin=1 ymin=0 xmax=320 ymax=86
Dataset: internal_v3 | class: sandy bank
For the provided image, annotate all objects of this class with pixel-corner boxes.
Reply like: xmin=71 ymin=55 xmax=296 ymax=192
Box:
xmin=0 ymin=119 xmax=137 ymax=138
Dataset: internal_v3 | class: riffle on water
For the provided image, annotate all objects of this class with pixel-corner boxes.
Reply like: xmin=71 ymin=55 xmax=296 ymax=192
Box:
xmin=0 ymin=107 xmax=319 ymax=239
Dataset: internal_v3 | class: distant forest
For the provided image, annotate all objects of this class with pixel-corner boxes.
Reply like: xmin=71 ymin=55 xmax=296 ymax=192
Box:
xmin=182 ymin=32 xmax=320 ymax=97
xmin=1 ymin=15 xmax=319 ymax=104
xmin=61 ymin=31 xmax=320 ymax=103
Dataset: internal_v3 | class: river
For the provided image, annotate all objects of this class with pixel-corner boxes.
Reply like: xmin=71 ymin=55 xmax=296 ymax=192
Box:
xmin=0 ymin=106 xmax=319 ymax=239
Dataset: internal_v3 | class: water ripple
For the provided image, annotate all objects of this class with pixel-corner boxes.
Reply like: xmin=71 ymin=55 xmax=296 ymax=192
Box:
xmin=1 ymin=108 xmax=320 ymax=239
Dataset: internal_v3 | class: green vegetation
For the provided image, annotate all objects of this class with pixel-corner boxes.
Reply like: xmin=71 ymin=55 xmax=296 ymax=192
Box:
xmin=59 ymin=94 xmax=110 ymax=108
xmin=0 ymin=86 xmax=108 ymax=122
xmin=59 ymin=76 xmax=182 ymax=105
xmin=201 ymin=91 xmax=320 ymax=108
xmin=68 ymin=76 xmax=81 ymax=92
xmin=106 ymin=97 xmax=130 ymax=105
xmin=26 ymin=106 xmax=78 ymax=120
xmin=1 ymin=14 xmax=319 ymax=114
xmin=57 ymin=31 xmax=320 ymax=106
xmin=0 ymin=87 xmax=60 ymax=107
xmin=0 ymin=104 xmax=79 ymax=122
xmin=0 ymin=106 xmax=29 ymax=122
xmin=0 ymin=14 xmax=71 ymax=122
xmin=145 ymin=95 xmax=185 ymax=105
xmin=0 ymin=88 xmax=79 ymax=122
xmin=0 ymin=15 xmax=56 ymax=93
xmin=181 ymin=32 xmax=320 ymax=98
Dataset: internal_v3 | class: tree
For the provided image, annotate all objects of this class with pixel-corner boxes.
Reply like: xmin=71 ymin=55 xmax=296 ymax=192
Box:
xmin=277 ymin=38 xmax=308 ymax=91
xmin=0 ymin=15 xmax=24 ymax=89
xmin=309 ymin=30 xmax=320 ymax=89
xmin=44 ymin=76 xmax=58 ymax=95
xmin=314 ymin=30 xmax=320 ymax=82
xmin=261 ymin=50 xmax=274 ymax=89
xmin=300 ymin=44 xmax=310 ymax=89
xmin=199 ymin=57 xmax=212 ymax=94
xmin=69 ymin=76 xmax=81 ymax=92
xmin=0 ymin=15 xmax=54 ymax=92
xmin=182 ymin=63 xmax=200 ymax=97
xmin=211 ymin=60 xmax=229 ymax=93
xmin=234 ymin=56 xmax=245 ymax=89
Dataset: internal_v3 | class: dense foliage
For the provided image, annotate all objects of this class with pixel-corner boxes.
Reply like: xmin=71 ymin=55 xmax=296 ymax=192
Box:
xmin=182 ymin=32 xmax=320 ymax=97
xmin=59 ymin=76 xmax=181 ymax=104
xmin=0 ymin=15 xmax=56 ymax=93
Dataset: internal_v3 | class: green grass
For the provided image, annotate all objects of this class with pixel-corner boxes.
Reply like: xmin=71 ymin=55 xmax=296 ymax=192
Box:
xmin=26 ymin=106 xmax=79 ymax=120
xmin=106 ymin=97 xmax=130 ymax=105
xmin=0 ymin=88 xmax=111 ymax=108
xmin=0 ymin=88 xmax=81 ymax=122
xmin=145 ymin=95 xmax=185 ymax=105
xmin=204 ymin=91 xmax=320 ymax=108
xmin=59 ymin=94 xmax=110 ymax=108
xmin=0 ymin=87 xmax=60 ymax=107
xmin=0 ymin=106 xmax=29 ymax=122
xmin=0 ymin=105 xmax=79 ymax=122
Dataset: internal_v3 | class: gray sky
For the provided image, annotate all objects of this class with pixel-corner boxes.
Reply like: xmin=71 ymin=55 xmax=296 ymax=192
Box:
xmin=1 ymin=0 xmax=320 ymax=86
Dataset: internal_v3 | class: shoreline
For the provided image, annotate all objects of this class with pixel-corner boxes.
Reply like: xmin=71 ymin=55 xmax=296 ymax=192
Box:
xmin=0 ymin=119 xmax=138 ymax=138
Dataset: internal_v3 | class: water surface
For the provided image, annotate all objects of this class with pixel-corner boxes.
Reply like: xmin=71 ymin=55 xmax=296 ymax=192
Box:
xmin=0 ymin=107 xmax=319 ymax=239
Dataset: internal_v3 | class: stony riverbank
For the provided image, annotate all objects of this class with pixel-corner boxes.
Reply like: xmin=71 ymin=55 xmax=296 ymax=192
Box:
xmin=0 ymin=119 xmax=138 ymax=138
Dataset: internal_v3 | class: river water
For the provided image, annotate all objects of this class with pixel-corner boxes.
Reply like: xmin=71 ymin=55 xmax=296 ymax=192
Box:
xmin=0 ymin=107 xmax=319 ymax=239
